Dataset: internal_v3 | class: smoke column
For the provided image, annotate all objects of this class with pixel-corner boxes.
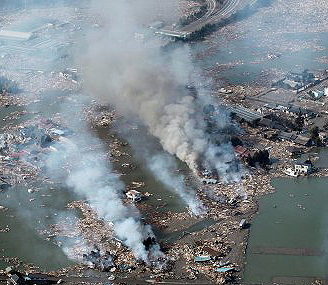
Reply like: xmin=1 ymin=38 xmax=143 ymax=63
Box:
xmin=79 ymin=0 xmax=241 ymax=183
xmin=45 ymin=101 xmax=162 ymax=262
xmin=148 ymin=153 xmax=205 ymax=215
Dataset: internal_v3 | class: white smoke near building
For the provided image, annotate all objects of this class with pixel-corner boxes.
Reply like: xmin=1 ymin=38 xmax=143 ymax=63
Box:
xmin=79 ymin=0 xmax=241 ymax=180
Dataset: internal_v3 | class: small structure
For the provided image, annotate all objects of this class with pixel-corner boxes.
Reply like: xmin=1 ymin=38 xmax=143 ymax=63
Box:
xmin=215 ymin=267 xmax=235 ymax=273
xmin=294 ymin=135 xmax=313 ymax=147
xmin=239 ymin=219 xmax=247 ymax=229
xmin=280 ymin=79 xmax=302 ymax=90
xmin=202 ymin=178 xmax=218 ymax=184
xmin=8 ymin=274 xmax=20 ymax=285
xmin=319 ymin=132 xmax=327 ymax=142
xmin=219 ymin=87 xmax=233 ymax=94
xmin=308 ymin=90 xmax=324 ymax=100
xmin=259 ymin=118 xmax=285 ymax=131
xmin=201 ymin=169 xmax=211 ymax=178
xmin=294 ymin=161 xmax=313 ymax=175
xmin=194 ymin=255 xmax=211 ymax=262
xmin=149 ymin=21 xmax=164 ymax=30
xmin=234 ymin=145 xmax=251 ymax=159
xmin=272 ymin=70 xmax=318 ymax=91
xmin=287 ymin=106 xmax=316 ymax=118
xmin=287 ymin=146 xmax=304 ymax=156
xmin=325 ymin=87 xmax=328 ymax=96
xmin=284 ymin=168 xmax=299 ymax=177
xmin=126 ymin=190 xmax=142 ymax=202
xmin=278 ymin=131 xmax=298 ymax=142
xmin=278 ymin=132 xmax=313 ymax=147
xmin=6 ymin=269 xmax=57 ymax=285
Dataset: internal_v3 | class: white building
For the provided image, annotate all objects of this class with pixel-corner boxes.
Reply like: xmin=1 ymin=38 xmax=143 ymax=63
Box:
xmin=319 ymin=132 xmax=327 ymax=142
xmin=294 ymin=163 xmax=313 ymax=175
xmin=126 ymin=190 xmax=142 ymax=202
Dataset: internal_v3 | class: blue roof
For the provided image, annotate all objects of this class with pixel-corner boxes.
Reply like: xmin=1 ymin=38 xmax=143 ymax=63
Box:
xmin=215 ymin=267 xmax=234 ymax=273
xmin=194 ymin=256 xmax=211 ymax=262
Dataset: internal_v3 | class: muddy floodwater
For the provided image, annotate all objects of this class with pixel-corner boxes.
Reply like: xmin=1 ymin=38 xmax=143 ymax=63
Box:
xmin=243 ymin=177 xmax=328 ymax=284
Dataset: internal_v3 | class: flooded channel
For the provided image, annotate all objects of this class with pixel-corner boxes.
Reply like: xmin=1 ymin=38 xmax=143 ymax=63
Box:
xmin=0 ymin=90 xmax=196 ymax=271
xmin=244 ymin=177 xmax=328 ymax=284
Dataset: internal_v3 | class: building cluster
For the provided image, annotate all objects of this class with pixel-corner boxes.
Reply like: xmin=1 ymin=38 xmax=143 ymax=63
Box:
xmin=272 ymin=70 xmax=321 ymax=93
xmin=214 ymin=69 xmax=328 ymax=178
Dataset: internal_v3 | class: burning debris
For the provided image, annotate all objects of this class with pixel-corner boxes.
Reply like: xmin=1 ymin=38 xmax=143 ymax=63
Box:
xmin=80 ymin=0 xmax=242 ymax=187
xmin=83 ymin=247 xmax=115 ymax=271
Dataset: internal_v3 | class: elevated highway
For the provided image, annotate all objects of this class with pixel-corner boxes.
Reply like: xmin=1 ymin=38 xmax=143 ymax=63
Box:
xmin=156 ymin=0 xmax=258 ymax=39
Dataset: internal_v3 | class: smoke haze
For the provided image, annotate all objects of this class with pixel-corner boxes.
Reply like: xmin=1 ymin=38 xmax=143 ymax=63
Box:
xmin=79 ymin=0 xmax=241 ymax=184
xmin=45 ymin=100 xmax=162 ymax=263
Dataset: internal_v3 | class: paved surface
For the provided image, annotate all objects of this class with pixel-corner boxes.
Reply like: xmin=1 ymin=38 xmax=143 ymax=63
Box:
xmin=157 ymin=0 xmax=258 ymax=39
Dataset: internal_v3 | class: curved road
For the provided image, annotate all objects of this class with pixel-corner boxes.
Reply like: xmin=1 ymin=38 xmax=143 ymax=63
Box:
xmin=157 ymin=0 xmax=257 ymax=38
xmin=181 ymin=0 xmax=242 ymax=33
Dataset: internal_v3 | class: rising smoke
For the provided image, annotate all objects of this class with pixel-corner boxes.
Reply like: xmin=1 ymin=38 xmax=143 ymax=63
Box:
xmin=79 ymin=0 xmax=242 ymax=187
xmin=45 ymin=100 xmax=162 ymax=263
xmin=148 ymin=153 xmax=205 ymax=215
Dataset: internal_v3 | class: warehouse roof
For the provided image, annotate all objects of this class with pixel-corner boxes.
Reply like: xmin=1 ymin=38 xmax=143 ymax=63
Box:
xmin=229 ymin=106 xmax=263 ymax=123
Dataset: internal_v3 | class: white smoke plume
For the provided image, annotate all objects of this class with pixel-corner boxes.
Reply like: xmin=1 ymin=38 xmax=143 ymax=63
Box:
xmin=148 ymin=153 xmax=205 ymax=215
xmin=45 ymin=103 xmax=162 ymax=263
xmin=79 ymin=0 xmax=241 ymax=183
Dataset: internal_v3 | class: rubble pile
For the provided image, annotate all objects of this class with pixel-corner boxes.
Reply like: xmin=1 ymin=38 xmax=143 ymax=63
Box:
xmin=163 ymin=219 xmax=243 ymax=282
xmin=82 ymin=248 xmax=115 ymax=272
xmin=83 ymin=104 xmax=117 ymax=128
xmin=0 ymin=117 xmax=74 ymax=188
xmin=1 ymin=1 xmax=328 ymax=284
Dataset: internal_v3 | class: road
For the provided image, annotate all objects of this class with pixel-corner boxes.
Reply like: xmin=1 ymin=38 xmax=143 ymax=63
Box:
xmin=156 ymin=0 xmax=257 ymax=39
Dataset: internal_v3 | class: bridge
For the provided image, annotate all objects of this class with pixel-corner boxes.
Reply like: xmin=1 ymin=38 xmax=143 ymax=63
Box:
xmin=155 ymin=0 xmax=258 ymax=39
